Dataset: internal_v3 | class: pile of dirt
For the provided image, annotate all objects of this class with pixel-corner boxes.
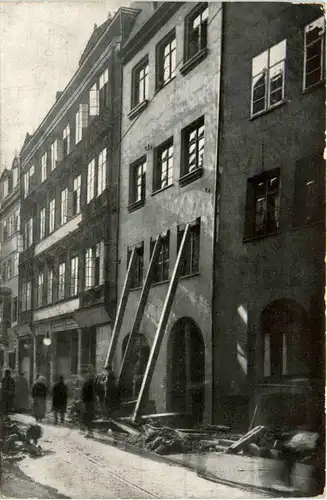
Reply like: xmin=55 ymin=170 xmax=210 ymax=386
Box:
xmin=1 ymin=419 xmax=43 ymax=463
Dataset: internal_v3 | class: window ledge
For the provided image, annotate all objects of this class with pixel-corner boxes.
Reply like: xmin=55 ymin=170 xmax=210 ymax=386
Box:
xmin=179 ymin=271 xmax=200 ymax=281
xmin=128 ymin=100 xmax=149 ymax=120
xmin=151 ymin=279 xmax=170 ymax=287
xmin=155 ymin=75 xmax=176 ymax=94
xmin=250 ymin=99 xmax=287 ymax=120
xmin=179 ymin=167 xmax=203 ymax=187
xmin=151 ymin=183 xmax=173 ymax=196
xmin=302 ymin=79 xmax=325 ymax=94
xmin=180 ymin=48 xmax=208 ymax=76
xmin=243 ymin=231 xmax=279 ymax=243
xmin=128 ymin=199 xmax=145 ymax=213
xmin=129 ymin=286 xmax=143 ymax=292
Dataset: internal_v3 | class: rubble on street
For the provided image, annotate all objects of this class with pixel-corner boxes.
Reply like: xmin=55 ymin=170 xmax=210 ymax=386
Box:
xmin=0 ymin=417 xmax=44 ymax=466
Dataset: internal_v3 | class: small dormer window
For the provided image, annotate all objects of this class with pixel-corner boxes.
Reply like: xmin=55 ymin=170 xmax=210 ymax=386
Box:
xmin=3 ymin=177 xmax=8 ymax=198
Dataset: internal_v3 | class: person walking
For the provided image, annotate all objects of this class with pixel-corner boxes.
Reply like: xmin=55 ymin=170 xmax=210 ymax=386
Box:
xmin=14 ymin=372 xmax=29 ymax=413
xmin=51 ymin=375 xmax=68 ymax=425
xmin=81 ymin=369 xmax=96 ymax=438
xmin=32 ymin=375 xmax=48 ymax=422
xmin=1 ymin=369 xmax=15 ymax=417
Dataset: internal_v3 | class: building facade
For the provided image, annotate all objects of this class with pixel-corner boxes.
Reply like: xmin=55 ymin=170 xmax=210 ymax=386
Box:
xmin=17 ymin=8 xmax=139 ymax=391
xmin=213 ymin=3 xmax=325 ymax=429
xmin=114 ymin=1 xmax=223 ymax=424
xmin=0 ymin=157 xmax=21 ymax=379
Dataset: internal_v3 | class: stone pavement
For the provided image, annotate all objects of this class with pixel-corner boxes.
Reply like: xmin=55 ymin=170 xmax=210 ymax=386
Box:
xmin=168 ymin=451 xmax=315 ymax=496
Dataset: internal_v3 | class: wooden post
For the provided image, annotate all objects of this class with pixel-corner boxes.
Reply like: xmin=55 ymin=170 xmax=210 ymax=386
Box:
xmin=118 ymin=234 xmax=162 ymax=385
xmin=132 ymin=223 xmax=190 ymax=422
xmin=104 ymin=246 xmax=136 ymax=369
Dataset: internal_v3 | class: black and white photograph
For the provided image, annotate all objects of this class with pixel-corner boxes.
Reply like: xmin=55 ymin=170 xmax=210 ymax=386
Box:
xmin=0 ymin=1 xmax=325 ymax=498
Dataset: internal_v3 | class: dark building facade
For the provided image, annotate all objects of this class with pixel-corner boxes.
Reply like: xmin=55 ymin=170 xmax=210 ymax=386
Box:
xmin=17 ymin=8 xmax=139 ymax=391
xmin=213 ymin=3 xmax=325 ymax=429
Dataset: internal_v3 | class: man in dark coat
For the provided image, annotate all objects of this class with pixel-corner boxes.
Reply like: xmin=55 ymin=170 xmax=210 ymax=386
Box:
xmin=104 ymin=365 xmax=118 ymax=417
xmin=31 ymin=375 xmax=48 ymax=422
xmin=81 ymin=369 xmax=96 ymax=438
xmin=1 ymin=369 xmax=15 ymax=416
xmin=52 ymin=375 xmax=68 ymax=424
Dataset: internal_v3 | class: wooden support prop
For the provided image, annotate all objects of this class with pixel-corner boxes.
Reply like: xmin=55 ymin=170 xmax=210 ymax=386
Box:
xmin=105 ymin=246 xmax=137 ymax=369
xmin=131 ymin=223 xmax=191 ymax=423
xmin=226 ymin=425 xmax=266 ymax=454
xmin=118 ymin=235 xmax=162 ymax=385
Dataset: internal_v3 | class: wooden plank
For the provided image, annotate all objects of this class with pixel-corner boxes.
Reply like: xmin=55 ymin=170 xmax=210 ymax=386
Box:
xmin=104 ymin=246 xmax=136 ymax=369
xmin=226 ymin=425 xmax=266 ymax=454
xmin=132 ymin=223 xmax=191 ymax=422
xmin=118 ymin=235 xmax=162 ymax=385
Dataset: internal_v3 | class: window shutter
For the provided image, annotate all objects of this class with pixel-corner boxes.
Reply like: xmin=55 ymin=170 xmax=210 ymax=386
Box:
xmin=57 ymin=138 xmax=64 ymax=163
xmin=81 ymin=103 xmax=89 ymax=129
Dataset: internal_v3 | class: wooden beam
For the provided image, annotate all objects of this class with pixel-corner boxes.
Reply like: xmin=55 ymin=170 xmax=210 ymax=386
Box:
xmin=118 ymin=234 xmax=162 ymax=385
xmin=104 ymin=246 xmax=136 ymax=369
xmin=132 ymin=223 xmax=191 ymax=422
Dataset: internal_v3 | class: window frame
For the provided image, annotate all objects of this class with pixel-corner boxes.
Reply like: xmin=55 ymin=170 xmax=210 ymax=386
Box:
xmin=129 ymin=157 xmax=147 ymax=210
xmin=251 ymin=40 xmax=287 ymax=118
xmin=177 ymin=219 xmax=201 ymax=278
xmin=131 ymin=57 xmax=149 ymax=109
xmin=37 ymin=270 xmax=44 ymax=308
xmin=63 ymin=124 xmax=71 ymax=157
xmin=41 ymin=152 xmax=47 ymax=183
xmin=40 ymin=207 xmax=46 ymax=240
xmin=97 ymin=148 xmax=107 ymax=196
xmin=60 ymin=188 xmax=68 ymax=226
xmin=50 ymin=140 xmax=58 ymax=171
xmin=150 ymin=231 xmax=170 ymax=284
xmin=70 ymin=255 xmax=79 ymax=296
xmin=47 ymin=268 xmax=53 ymax=305
xmin=243 ymin=168 xmax=281 ymax=241
xmin=58 ymin=262 xmax=66 ymax=301
xmin=73 ymin=175 xmax=81 ymax=215
xmin=87 ymin=159 xmax=96 ymax=204
xmin=89 ymin=83 xmax=99 ymax=117
xmin=180 ymin=116 xmax=205 ymax=182
xmin=156 ymin=30 xmax=177 ymax=90
xmin=153 ymin=138 xmax=174 ymax=192
xmin=99 ymin=68 xmax=109 ymax=112
xmin=184 ymin=3 xmax=209 ymax=63
xmin=49 ymin=198 xmax=56 ymax=234
xmin=303 ymin=16 xmax=326 ymax=91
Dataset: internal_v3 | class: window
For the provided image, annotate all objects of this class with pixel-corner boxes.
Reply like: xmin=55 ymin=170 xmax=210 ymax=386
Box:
xmin=40 ymin=207 xmax=46 ymax=240
xmin=181 ymin=117 xmax=205 ymax=178
xmin=37 ymin=271 xmax=44 ymax=308
xmin=157 ymin=32 xmax=176 ymax=88
xmin=70 ymin=256 xmax=79 ymax=296
xmin=21 ymin=281 xmax=31 ymax=311
xmin=87 ymin=159 xmax=95 ymax=203
xmin=84 ymin=241 xmax=105 ymax=290
xmin=7 ymin=257 xmax=12 ymax=280
xmin=47 ymin=268 xmax=53 ymax=304
xmin=89 ymin=83 xmax=99 ymax=116
xmin=150 ymin=232 xmax=170 ymax=283
xmin=97 ymin=148 xmax=107 ymax=196
xmin=63 ymin=125 xmax=70 ymax=157
xmin=73 ymin=175 xmax=81 ymax=215
xmin=99 ymin=69 xmax=109 ymax=111
xmin=49 ymin=198 xmax=55 ymax=233
xmin=75 ymin=104 xmax=88 ymax=144
xmin=132 ymin=58 xmax=149 ymax=108
xmin=3 ymin=178 xmax=8 ymax=198
xmin=177 ymin=219 xmax=200 ymax=277
xmin=292 ymin=154 xmax=325 ymax=227
xmin=185 ymin=3 xmax=208 ymax=62
xmin=13 ymin=253 xmax=19 ymax=276
xmin=8 ymin=352 xmax=16 ymax=371
xmin=23 ymin=218 xmax=33 ymax=249
xmin=60 ymin=188 xmax=68 ymax=226
xmin=12 ymin=297 xmax=18 ymax=323
xmin=58 ymin=262 xmax=66 ymax=301
xmin=127 ymin=243 xmax=144 ymax=289
xmin=304 ymin=16 xmax=325 ymax=90
xmin=154 ymin=139 xmax=173 ymax=191
xmin=129 ymin=157 xmax=146 ymax=207
xmin=251 ymin=40 xmax=286 ymax=117
xmin=244 ymin=169 xmax=280 ymax=240
xmin=23 ymin=165 xmax=35 ymax=198
xmin=14 ymin=209 xmax=20 ymax=231
xmin=3 ymin=220 xmax=8 ymax=240
xmin=12 ymin=168 xmax=18 ymax=189
xmin=41 ymin=153 xmax=47 ymax=183
xmin=8 ymin=215 xmax=13 ymax=237
xmin=50 ymin=140 xmax=58 ymax=171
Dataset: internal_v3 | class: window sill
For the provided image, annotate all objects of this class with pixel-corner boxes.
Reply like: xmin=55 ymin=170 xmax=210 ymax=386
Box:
xmin=128 ymin=100 xmax=149 ymax=120
xmin=179 ymin=167 xmax=203 ymax=187
xmin=129 ymin=286 xmax=143 ymax=292
xmin=155 ymin=75 xmax=176 ymax=94
xmin=250 ymin=99 xmax=287 ymax=120
xmin=243 ymin=230 xmax=279 ymax=243
xmin=180 ymin=48 xmax=208 ymax=76
xmin=151 ymin=184 xmax=173 ymax=196
xmin=128 ymin=199 xmax=145 ymax=213
xmin=151 ymin=279 xmax=170 ymax=287
xmin=179 ymin=271 xmax=200 ymax=281
xmin=302 ymin=79 xmax=325 ymax=94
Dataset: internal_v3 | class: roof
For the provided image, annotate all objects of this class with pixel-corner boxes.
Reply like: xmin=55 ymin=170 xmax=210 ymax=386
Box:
xmin=79 ymin=14 xmax=114 ymax=67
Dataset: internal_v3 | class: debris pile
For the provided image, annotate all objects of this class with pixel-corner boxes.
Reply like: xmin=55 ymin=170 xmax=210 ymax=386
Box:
xmin=66 ymin=399 xmax=85 ymax=424
xmin=0 ymin=419 xmax=43 ymax=462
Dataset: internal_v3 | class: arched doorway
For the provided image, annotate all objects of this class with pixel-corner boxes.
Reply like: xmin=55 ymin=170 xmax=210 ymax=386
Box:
xmin=168 ymin=318 xmax=205 ymax=425
xmin=120 ymin=333 xmax=150 ymax=400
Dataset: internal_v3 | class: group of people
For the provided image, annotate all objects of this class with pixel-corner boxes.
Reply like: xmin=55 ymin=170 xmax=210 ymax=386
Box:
xmin=0 ymin=365 xmax=119 ymax=439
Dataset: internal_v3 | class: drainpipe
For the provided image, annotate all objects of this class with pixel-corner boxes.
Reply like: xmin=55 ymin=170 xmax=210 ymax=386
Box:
xmin=211 ymin=3 xmax=225 ymax=425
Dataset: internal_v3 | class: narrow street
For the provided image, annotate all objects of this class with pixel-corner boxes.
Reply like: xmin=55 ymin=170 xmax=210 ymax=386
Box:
xmin=1 ymin=415 xmax=271 ymax=499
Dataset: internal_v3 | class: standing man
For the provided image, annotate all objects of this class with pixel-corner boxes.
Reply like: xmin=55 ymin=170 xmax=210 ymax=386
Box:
xmin=104 ymin=365 xmax=118 ymax=418
xmin=81 ymin=367 xmax=96 ymax=438
xmin=1 ymin=369 xmax=15 ymax=417
xmin=51 ymin=375 xmax=68 ymax=425
xmin=14 ymin=372 xmax=29 ymax=413
xmin=31 ymin=375 xmax=48 ymax=422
